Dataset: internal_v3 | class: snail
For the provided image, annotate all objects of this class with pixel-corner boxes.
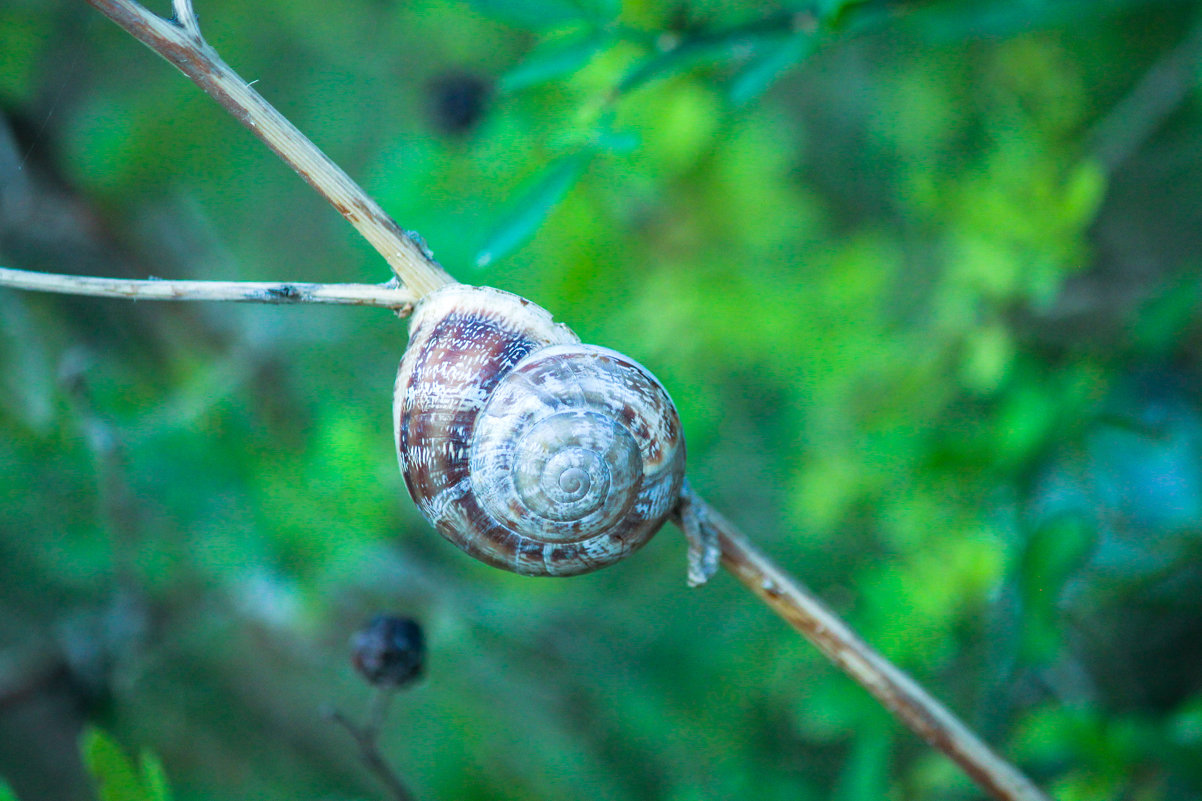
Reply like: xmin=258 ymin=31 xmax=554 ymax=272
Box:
xmin=393 ymin=283 xmax=719 ymax=584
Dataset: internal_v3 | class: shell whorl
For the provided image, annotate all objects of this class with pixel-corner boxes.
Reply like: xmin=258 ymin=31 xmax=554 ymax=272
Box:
xmin=394 ymin=284 xmax=685 ymax=576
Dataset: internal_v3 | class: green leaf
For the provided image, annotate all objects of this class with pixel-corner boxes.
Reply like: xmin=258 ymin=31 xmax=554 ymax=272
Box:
xmin=619 ymin=36 xmax=751 ymax=95
xmin=618 ymin=14 xmax=799 ymax=94
xmin=0 ymin=777 xmax=18 ymax=801
xmin=820 ymin=0 xmax=872 ymax=22
xmin=82 ymin=728 xmax=148 ymax=801
xmin=475 ymin=152 xmax=591 ymax=267
xmin=1061 ymin=160 xmax=1107 ymax=226
xmin=467 ymin=0 xmax=604 ymax=30
xmin=1017 ymin=514 xmax=1096 ymax=663
xmin=1134 ymin=268 xmax=1202 ymax=352
xmin=500 ymin=31 xmax=609 ymax=92
xmin=727 ymin=32 xmax=814 ymax=106
xmin=140 ymin=754 xmax=173 ymax=801
xmin=80 ymin=728 xmax=173 ymax=801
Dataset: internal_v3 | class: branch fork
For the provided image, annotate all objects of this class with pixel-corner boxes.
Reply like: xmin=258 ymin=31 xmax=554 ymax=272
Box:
xmin=85 ymin=0 xmax=453 ymax=299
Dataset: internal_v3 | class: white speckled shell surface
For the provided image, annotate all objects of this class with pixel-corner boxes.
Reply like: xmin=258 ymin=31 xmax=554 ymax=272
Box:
xmin=394 ymin=284 xmax=685 ymax=576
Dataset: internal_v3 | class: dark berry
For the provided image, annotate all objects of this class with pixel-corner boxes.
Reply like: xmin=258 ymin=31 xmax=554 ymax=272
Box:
xmin=427 ymin=72 xmax=491 ymax=136
xmin=351 ymin=615 xmax=425 ymax=688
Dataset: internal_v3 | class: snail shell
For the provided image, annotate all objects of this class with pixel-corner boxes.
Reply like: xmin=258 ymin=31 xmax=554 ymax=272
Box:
xmin=394 ymin=284 xmax=685 ymax=576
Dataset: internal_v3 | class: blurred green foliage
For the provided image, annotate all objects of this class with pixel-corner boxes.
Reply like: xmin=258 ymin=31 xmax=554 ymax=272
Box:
xmin=2 ymin=0 xmax=1202 ymax=799
xmin=81 ymin=728 xmax=172 ymax=801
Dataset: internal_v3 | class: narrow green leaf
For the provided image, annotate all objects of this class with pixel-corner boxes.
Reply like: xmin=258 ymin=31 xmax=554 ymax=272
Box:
xmin=618 ymin=14 xmax=800 ymax=94
xmin=475 ymin=152 xmax=591 ymax=268
xmin=1017 ymin=514 xmax=1095 ymax=663
xmin=619 ymin=36 xmax=752 ymax=95
xmin=1061 ymin=160 xmax=1106 ymax=226
xmin=81 ymin=728 xmax=150 ymax=801
xmin=1134 ymin=268 xmax=1202 ymax=352
xmin=140 ymin=753 xmax=173 ymax=801
xmin=833 ymin=4 xmax=895 ymax=36
xmin=467 ymin=0 xmax=592 ymax=30
xmin=819 ymin=0 xmax=867 ymax=21
xmin=500 ymin=31 xmax=609 ymax=92
xmin=727 ymin=32 xmax=814 ymax=106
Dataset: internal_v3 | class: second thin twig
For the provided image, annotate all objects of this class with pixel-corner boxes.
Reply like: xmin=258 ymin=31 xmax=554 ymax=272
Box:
xmin=0 ymin=266 xmax=416 ymax=311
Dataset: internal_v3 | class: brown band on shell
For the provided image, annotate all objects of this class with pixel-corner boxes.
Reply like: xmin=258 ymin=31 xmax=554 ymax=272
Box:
xmin=396 ymin=285 xmax=574 ymax=510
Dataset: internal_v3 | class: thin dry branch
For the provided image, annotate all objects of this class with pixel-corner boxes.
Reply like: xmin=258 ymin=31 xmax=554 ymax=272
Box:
xmin=693 ymin=499 xmax=1051 ymax=801
xmin=329 ymin=691 xmax=418 ymax=801
xmin=0 ymin=266 xmax=416 ymax=311
xmin=83 ymin=0 xmax=453 ymax=297
xmin=1090 ymin=14 xmax=1202 ymax=172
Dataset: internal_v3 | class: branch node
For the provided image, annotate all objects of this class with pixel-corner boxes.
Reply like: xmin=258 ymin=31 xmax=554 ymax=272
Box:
xmin=404 ymin=230 xmax=436 ymax=263
xmin=673 ymin=480 xmax=722 ymax=587
xmin=170 ymin=0 xmax=202 ymax=38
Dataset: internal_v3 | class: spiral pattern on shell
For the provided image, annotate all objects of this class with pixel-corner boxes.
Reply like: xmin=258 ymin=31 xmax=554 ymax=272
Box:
xmin=394 ymin=284 xmax=685 ymax=576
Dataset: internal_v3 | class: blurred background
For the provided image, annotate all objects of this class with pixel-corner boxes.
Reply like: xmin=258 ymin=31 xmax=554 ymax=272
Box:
xmin=2 ymin=0 xmax=1202 ymax=798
